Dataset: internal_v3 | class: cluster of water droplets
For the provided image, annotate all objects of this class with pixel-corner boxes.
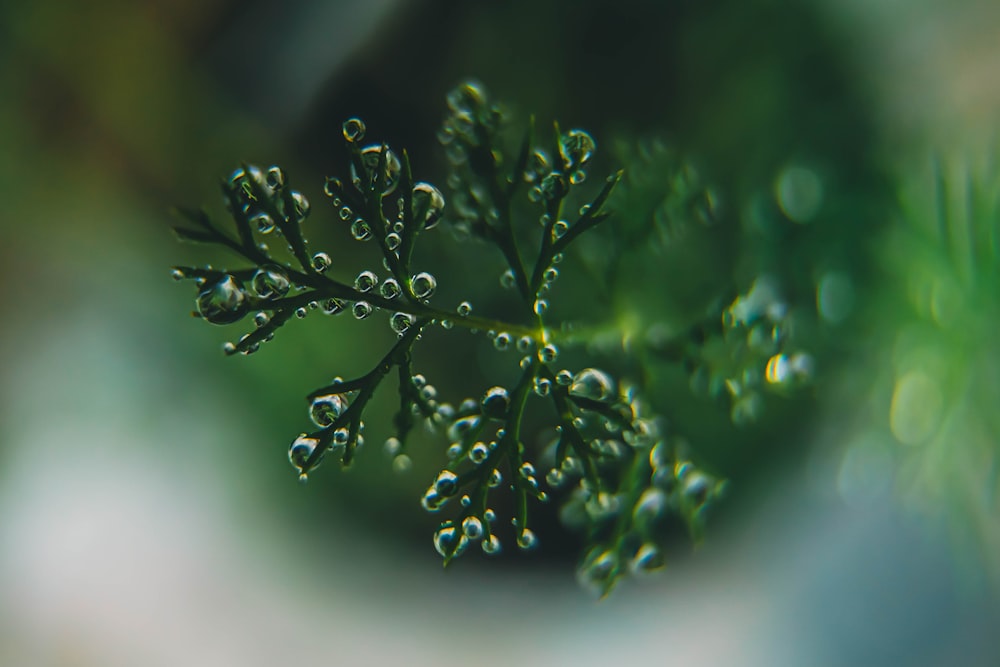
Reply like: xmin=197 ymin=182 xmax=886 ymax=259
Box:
xmin=682 ymin=276 xmax=816 ymax=425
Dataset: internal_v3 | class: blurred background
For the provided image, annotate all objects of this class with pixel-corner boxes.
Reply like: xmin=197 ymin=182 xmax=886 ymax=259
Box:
xmin=2 ymin=0 xmax=1000 ymax=664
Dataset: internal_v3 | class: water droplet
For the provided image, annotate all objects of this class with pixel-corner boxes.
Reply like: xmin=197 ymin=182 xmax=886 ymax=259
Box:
xmin=352 ymin=301 xmax=373 ymax=319
xmin=379 ymin=278 xmax=401 ymax=299
xmin=469 ymin=442 xmax=489 ymax=464
xmin=321 ymin=298 xmax=345 ymax=315
xmin=264 ymin=165 xmax=285 ymax=191
xmin=411 ymin=272 xmax=437 ymax=299
xmin=569 ymin=169 xmax=587 ymax=185
xmin=462 ymin=516 xmax=484 ymax=540
xmin=577 ymin=549 xmax=618 ymax=596
xmin=196 ymin=275 xmax=248 ymax=325
xmin=539 ymin=173 xmax=568 ymax=201
xmin=481 ymin=534 xmax=501 ymax=555
xmin=500 ymin=269 xmax=516 ymax=290
xmin=493 ymin=332 xmax=511 ymax=351
xmin=390 ymin=312 xmax=414 ymax=334
xmin=446 ymin=80 xmax=487 ymax=115
xmin=289 ymin=434 xmax=321 ymax=475
xmin=447 ymin=415 xmax=481 ymax=443
xmin=568 ymin=368 xmax=615 ymax=401
xmin=339 ymin=206 xmax=354 ymax=221
xmin=385 ymin=232 xmax=401 ymax=250
xmin=290 ymin=191 xmax=310 ymax=222
xmin=355 ymin=270 xmax=378 ymax=292
xmin=250 ymin=211 xmax=275 ymax=234
xmin=543 ymin=267 xmax=559 ymax=283
xmin=222 ymin=341 xmax=237 ymax=355
xmin=433 ymin=525 xmax=468 ymax=558
xmin=434 ymin=470 xmax=459 ymax=497
xmin=538 ymin=344 xmax=559 ymax=363
xmin=456 ymin=301 xmax=472 ymax=317
xmin=559 ymin=129 xmax=596 ymax=169
xmin=480 ymin=386 xmax=509 ymax=419
xmin=633 ymin=488 xmax=667 ymax=523
xmin=533 ymin=377 xmax=551 ymax=396
xmin=487 ymin=468 xmax=503 ymax=487
xmin=309 ymin=393 xmax=345 ymax=428
xmin=412 ymin=182 xmax=446 ymax=230
xmin=342 ymin=117 xmax=366 ymax=143
xmin=351 ymin=145 xmax=402 ymax=196
xmin=251 ymin=265 xmax=290 ymax=300
xmin=350 ymin=219 xmax=372 ymax=241
xmin=629 ymin=543 xmax=666 ymax=575
xmin=533 ymin=299 xmax=549 ymax=315
xmin=516 ymin=528 xmax=538 ymax=551
xmin=311 ymin=252 xmax=332 ymax=272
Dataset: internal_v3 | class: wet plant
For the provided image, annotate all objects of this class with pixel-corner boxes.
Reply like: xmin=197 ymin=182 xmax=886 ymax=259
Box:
xmin=170 ymin=81 xmax=807 ymax=596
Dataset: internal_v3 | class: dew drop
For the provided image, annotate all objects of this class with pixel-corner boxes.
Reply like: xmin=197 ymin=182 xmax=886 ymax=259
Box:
xmin=456 ymin=301 xmax=472 ymax=317
xmin=447 ymin=415 xmax=481 ymax=443
xmin=290 ymin=191 xmax=310 ymax=222
xmin=433 ymin=525 xmax=467 ymax=558
xmin=380 ymin=278 xmax=401 ymax=299
xmin=309 ymin=393 xmax=345 ymax=428
xmin=462 ymin=516 xmax=484 ymax=540
xmin=469 ymin=442 xmax=489 ymax=464
xmin=568 ymin=368 xmax=616 ymax=402
xmin=322 ymin=298 xmax=346 ymax=315
xmin=352 ymin=301 xmax=373 ymax=319
xmin=633 ymin=488 xmax=668 ymax=523
xmin=500 ymin=269 xmax=516 ymax=290
xmin=481 ymin=535 xmax=501 ymax=555
xmin=559 ymin=129 xmax=596 ymax=169
xmin=342 ymin=117 xmax=366 ymax=144
xmin=412 ymin=182 xmax=446 ymax=230
xmin=480 ymin=386 xmax=510 ymax=419
xmin=434 ymin=470 xmax=459 ymax=497
xmin=629 ymin=543 xmax=666 ymax=575
xmin=390 ymin=312 xmax=414 ymax=334
xmin=516 ymin=528 xmax=538 ymax=551
xmin=539 ymin=173 xmax=568 ymax=201
xmin=355 ymin=270 xmax=378 ymax=292
xmin=196 ymin=275 xmax=248 ymax=325
xmin=411 ymin=272 xmax=437 ymax=299
xmin=311 ymin=252 xmax=332 ymax=272
xmin=351 ymin=145 xmax=402 ymax=196
xmin=538 ymin=344 xmax=559 ymax=363
xmin=350 ymin=219 xmax=372 ymax=241
xmin=493 ymin=332 xmax=511 ymax=351
xmin=251 ymin=265 xmax=290 ymax=300
xmin=288 ymin=434 xmax=321 ymax=475
xmin=577 ymin=549 xmax=618 ymax=596
xmin=250 ymin=211 xmax=275 ymax=234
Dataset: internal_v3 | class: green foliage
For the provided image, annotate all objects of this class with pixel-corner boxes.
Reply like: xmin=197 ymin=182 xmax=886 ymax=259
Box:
xmin=169 ymin=81 xmax=814 ymax=596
